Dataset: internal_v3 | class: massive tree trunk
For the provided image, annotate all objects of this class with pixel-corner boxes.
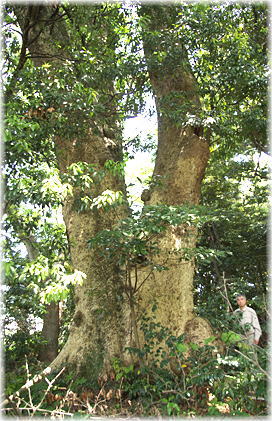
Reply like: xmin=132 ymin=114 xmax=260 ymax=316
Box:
xmin=13 ymin=4 xmax=213 ymax=377
xmin=51 ymin=127 xmax=130 ymax=373
xmin=136 ymin=5 xmax=213 ymax=343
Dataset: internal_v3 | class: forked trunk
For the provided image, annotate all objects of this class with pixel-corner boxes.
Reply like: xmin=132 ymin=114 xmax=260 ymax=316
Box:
xmin=13 ymin=5 xmax=213 ymax=378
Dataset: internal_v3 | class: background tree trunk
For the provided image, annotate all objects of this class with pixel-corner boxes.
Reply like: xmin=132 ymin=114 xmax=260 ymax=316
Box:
xmin=39 ymin=302 xmax=60 ymax=363
xmin=20 ymin=234 xmax=60 ymax=363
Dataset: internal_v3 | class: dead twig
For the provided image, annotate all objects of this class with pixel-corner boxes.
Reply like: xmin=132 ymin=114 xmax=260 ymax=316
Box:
xmin=5 ymin=406 xmax=73 ymax=416
xmin=88 ymin=385 xmax=107 ymax=414
xmin=222 ymin=271 xmax=234 ymax=312
xmin=2 ymin=365 xmax=65 ymax=412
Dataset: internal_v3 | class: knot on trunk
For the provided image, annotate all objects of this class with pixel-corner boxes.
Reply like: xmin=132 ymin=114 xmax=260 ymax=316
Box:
xmin=73 ymin=310 xmax=84 ymax=327
xmin=141 ymin=189 xmax=151 ymax=203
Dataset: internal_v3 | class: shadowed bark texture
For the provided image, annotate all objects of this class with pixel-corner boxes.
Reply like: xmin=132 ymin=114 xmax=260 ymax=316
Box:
xmin=51 ymin=130 xmax=130 ymax=372
xmin=39 ymin=302 xmax=60 ymax=363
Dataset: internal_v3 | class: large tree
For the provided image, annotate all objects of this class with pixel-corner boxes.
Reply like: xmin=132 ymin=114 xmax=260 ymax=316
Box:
xmin=3 ymin=2 xmax=268 ymax=378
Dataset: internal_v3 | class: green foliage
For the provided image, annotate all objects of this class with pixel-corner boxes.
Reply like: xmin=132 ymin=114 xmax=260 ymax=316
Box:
xmin=88 ymin=203 xmax=231 ymax=268
xmin=179 ymin=3 xmax=268 ymax=156
xmin=194 ymin=152 xmax=268 ymax=345
xmin=110 ymin=311 xmax=268 ymax=416
xmin=139 ymin=3 xmax=268 ymax=155
xmin=5 ymin=313 xmax=267 ymax=416
xmin=2 ymin=3 xmax=268 ymax=418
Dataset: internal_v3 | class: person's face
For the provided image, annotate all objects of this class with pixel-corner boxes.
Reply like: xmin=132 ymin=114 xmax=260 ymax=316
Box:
xmin=237 ymin=296 xmax=247 ymax=308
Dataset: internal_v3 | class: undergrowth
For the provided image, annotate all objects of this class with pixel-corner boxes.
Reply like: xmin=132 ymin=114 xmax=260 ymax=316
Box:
xmin=3 ymin=312 xmax=268 ymax=418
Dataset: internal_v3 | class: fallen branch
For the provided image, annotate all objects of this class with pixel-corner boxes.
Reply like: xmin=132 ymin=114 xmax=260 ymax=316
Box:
xmin=1 ymin=365 xmax=57 ymax=409
xmin=5 ymin=406 xmax=73 ymax=417
xmin=32 ymin=367 xmax=66 ymax=416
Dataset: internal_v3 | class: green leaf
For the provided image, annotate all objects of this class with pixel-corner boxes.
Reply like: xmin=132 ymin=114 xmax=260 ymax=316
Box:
xmin=204 ymin=335 xmax=216 ymax=345
xmin=221 ymin=331 xmax=241 ymax=344
xmin=176 ymin=343 xmax=188 ymax=353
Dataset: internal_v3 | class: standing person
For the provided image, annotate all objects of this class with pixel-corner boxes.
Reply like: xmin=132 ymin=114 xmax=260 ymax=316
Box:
xmin=234 ymin=294 xmax=262 ymax=345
